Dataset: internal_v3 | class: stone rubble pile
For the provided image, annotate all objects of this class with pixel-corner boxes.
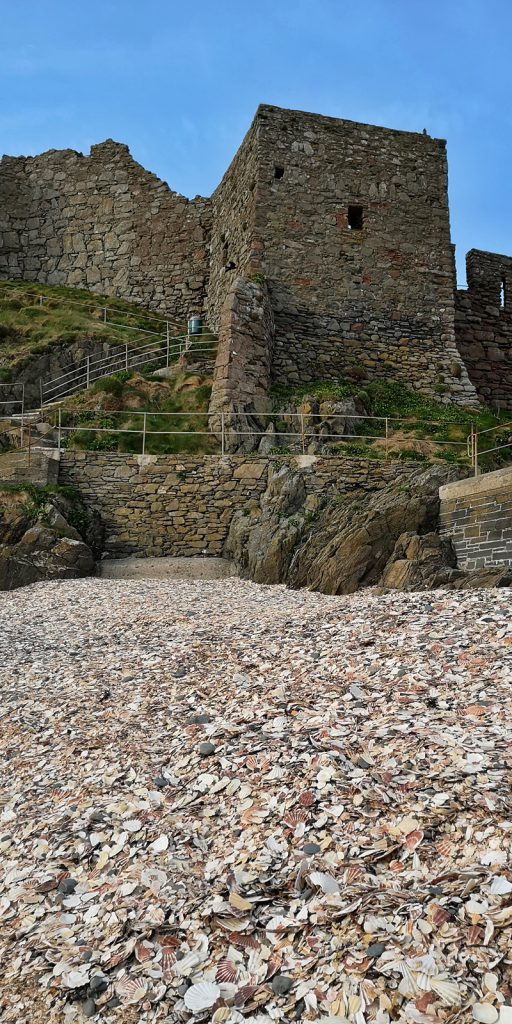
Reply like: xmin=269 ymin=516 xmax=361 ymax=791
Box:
xmin=1 ymin=578 xmax=511 ymax=1024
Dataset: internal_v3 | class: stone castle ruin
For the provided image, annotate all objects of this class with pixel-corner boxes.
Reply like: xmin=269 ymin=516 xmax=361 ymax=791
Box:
xmin=1 ymin=103 xmax=511 ymax=413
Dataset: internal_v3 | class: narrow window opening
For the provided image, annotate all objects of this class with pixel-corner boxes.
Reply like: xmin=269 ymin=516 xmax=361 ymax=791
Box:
xmin=274 ymin=166 xmax=285 ymax=180
xmin=348 ymin=205 xmax=364 ymax=230
xmin=500 ymin=278 xmax=506 ymax=309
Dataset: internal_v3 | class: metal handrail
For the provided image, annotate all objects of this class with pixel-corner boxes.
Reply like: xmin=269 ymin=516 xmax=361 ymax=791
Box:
xmin=468 ymin=421 xmax=512 ymax=476
xmin=49 ymin=408 xmax=472 ymax=460
xmin=39 ymin=331 xmax=217 ymax=406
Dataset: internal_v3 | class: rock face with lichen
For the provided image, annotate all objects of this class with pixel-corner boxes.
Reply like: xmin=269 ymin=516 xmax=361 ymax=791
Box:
xmin=225 ymin=464 xmax=511 ymax=593
xmin=0 ymin=488 xmax=102 ymax=590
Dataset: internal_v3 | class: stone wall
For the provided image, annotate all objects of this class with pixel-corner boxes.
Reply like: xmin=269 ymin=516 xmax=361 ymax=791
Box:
xmin=58 ymin=450 xmax=414 ymax=557
xmin=207 ymin=119 xmax=263 ymax=330
xmin=253 ymin=106 xmax=475 ymax=404
xmin=0 ymin=450 xmax=59 ymax=486
xmin=0 ymin=141 xmax=211 ymax=319
xmin=455 ymin=249 xmax=512 ymax=410
xmin=209 ymin=278 xmax=275 ymax=426
xmin=439 ymin=466 xmax=512 ymax=569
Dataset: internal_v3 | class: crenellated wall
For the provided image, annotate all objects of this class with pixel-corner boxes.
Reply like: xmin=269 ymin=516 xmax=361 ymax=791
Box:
xmin=455 ymin=249 xmax=512 ymax=410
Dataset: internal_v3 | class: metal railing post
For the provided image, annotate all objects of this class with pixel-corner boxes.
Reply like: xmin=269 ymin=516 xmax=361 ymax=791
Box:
xmin=39 ymin=294 xmax=43 ymax=306
xmin=58 ymin=407 xmax=62 ymax=453
xmin=86 ymin=356 xmax=90 ymax=389
xmin=221 ymin=412 xmax=225 ymax=456
xmin=474 ymin=428 xmax=479 ymax=477
xmin=103 ymin=307 xmax=107 ymax=324
xmin=166 ymin=322 xmax=170 ymax=367
xmin=125 ymin=343 xmax=129 ymax=371
xmin=142 ymin=412 xmax=147 ymax=455
xmin=20 ymin=384 xmax=25 ymax=449
xmin=40 ymin=378 xmax=43 ymax=413
xmin=300 ymin=412 xmax=305 ymax=454
xmin=385 ymin=417 xmax=389 ymax=461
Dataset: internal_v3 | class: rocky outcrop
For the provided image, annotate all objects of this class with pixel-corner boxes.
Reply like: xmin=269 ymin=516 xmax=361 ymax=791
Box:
xmin=0 ymin=487 xmax=102 ymax=590
xmin=225 ymin=463 xmax=509 ymax=594
xmin=381 ymin=531 xmax=512 ymax=591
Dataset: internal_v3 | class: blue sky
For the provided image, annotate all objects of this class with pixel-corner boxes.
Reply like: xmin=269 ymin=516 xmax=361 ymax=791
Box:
xmin=2 ymin=0 xmax=510 ymax=284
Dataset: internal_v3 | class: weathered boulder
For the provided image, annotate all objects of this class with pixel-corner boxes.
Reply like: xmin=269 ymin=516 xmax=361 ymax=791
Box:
xmin=225 ymin=464 xmax=312 ymax=583
xmin=289 ymin=466 xmax=459 ymax=594
xmin=226 ymin=464 xmax=471 ymax=594
xmin=0 ymin=487 xmax=101 ymax=590
xmin=381 ymin=531 xmax=512 ymax=591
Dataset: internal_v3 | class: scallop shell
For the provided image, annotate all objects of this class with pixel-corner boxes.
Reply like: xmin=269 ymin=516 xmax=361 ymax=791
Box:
xmin=298 ymin=790 xmax=315 ymax=807
xmin=135 ymin=939 xmax=154 ymax=963
xmin=309 ymin=871 xmax=340 ymax=895
xmin=184 ymin=982 xmax=221 ymax=1012
xmin=216 ymin=960 xmax=237 ymax=984
xmin=161 ymin=948 xmax=177 ymax=982
xmin=283 ymin=808 xmax=307 ymax=828
xmin=234 ymin=984 xmax=258 ymax=1008
xmin=430 ymin=976 xmax=460 ymax=1006
xmin=405 ymin=830 xmax=424 ymax=851
xmin=115 ymin=977 xmax=148 ymax=1005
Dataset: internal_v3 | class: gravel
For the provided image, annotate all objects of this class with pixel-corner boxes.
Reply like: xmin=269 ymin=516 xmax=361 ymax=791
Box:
xmin=0 ymin=577 xmax=511 ymax=1024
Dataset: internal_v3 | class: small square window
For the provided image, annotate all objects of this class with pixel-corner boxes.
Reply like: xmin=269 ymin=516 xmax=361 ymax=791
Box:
xmin=348 ymin=205 xmax=363 ymax=230
xmin=274 ymin=166 xmax=285 ymax=180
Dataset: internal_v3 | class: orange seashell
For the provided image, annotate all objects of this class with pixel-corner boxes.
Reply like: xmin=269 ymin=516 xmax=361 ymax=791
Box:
xmin=389 ymin=860 xmax=404 ymax=873
xmin=135 ymin=940 xmax=153 ymax=963
xmin=298 ymin=790 xmax=315 ymax=807
xmin=227 ymin=931 xmax=260 ymax=949
xmin=435 ymin=838 xmax=453 ymax=857
xmin=283 ymin=808 xmax=307 ymax=828
xmin=432 ymin=906 xmax=451 ymax=926
xmin=467 ymin=925 xmax=483 ymax=945
xmin=345 ymin=865 xmax=361 ymax=883
xmin=405 ymin=829 xmax=424 ymax=851
xmin=161 ymin=949 xmax=176 ymax=983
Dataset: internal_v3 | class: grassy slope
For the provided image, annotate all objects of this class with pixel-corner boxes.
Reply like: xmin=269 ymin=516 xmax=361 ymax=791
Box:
xmin=0 ymin=280 xmax=185 ymax=378
xmin=1 ymin=281 xmax=510 ymax=466
xmin=57 ymin=367 xmax=216 ymax=455
xmin=271 ymin=379 xmax=512 ymax=472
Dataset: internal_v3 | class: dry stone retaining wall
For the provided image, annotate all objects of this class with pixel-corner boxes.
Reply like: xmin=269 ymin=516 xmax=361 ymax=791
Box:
xmin=58 ymin=451 xmax=414 ymax=558
xmin=439 ymin=466 xmax=512 ymax=569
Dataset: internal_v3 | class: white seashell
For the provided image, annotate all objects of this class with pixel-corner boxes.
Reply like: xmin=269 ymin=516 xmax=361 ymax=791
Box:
xmin=61 ymin=966 xmax=90 ymax=988
xmin=184 ymin=981 xmax=221 ymax=1011
xmin=430 ymin=976 xmax=460 ymax=1007
xmin=309 ymin=871 xmax=340 ymax=895
xmin=124 ymin=819 xmax=143 ymax=832
xmin=484 ymin=973 xmax=498 ymax=994
xmin=472 ymin=1004 xmax=499 ymax=1024
xmin=490 ymin=876 xmax=512 ymax=895
xmin=149 ymin=834 xmax=169 ymax=853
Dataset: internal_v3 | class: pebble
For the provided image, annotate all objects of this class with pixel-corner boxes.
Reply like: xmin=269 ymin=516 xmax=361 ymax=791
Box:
xmin=81 ymin=998 xmax=97 ymax=1018
xmin=198 ymin=741 xmax=215 ymax=756
xmin=271 ymin=975 xmax=294 ymax=995
xmin=302 ymin=842 xmax=321 ymax=854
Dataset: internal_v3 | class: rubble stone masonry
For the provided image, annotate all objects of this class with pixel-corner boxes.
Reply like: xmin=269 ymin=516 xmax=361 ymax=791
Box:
xmin=2 ymin=104 xmax=511 ymax=411
xmin=58 ymin=451 xmax=414 ymax=558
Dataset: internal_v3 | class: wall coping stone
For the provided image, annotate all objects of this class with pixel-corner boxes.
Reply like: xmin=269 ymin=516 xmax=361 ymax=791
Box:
xmin=439 ymin=466 xmax=512 ymax=501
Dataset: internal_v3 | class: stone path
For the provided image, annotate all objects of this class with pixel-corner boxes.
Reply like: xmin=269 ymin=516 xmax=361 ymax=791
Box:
xmin=0 ymin=579 xmax=511 ymax=1024
xmin=99 ymin=556 xmax=237 ymax=580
